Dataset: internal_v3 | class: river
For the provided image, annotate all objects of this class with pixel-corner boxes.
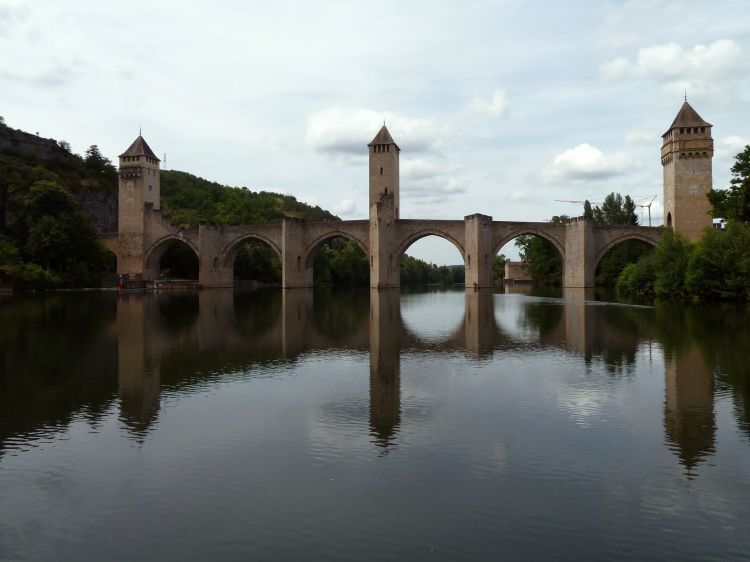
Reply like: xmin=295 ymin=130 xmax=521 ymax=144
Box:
xmin=1 ymin=288 xmax=749 ymax=561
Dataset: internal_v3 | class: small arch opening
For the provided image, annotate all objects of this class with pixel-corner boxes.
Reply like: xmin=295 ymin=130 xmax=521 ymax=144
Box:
xmin=233 ymin=239 xmax=282 ymax=288
xmin=399 ymin=235 xmax=464 ymax=288
xmin=157 ymin=240 xmax=199 ymax=281
xmin=667 ymin=212 xmax=672 ymax=227
xmin=595 ymin=238 xmax=655 ymax=289
xmin=495 ymin=234 xmax=562 ymax=296
xmin=310 ymin=236 xmax=369 ymax=287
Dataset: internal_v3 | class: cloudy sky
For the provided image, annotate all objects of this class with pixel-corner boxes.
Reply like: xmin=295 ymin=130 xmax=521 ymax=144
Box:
xmin=2 ymin=0 xmax=749 ymax=263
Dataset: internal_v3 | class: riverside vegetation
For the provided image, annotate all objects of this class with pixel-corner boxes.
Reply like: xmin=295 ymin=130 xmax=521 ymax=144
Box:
xmin=617 ymin=144 xmax=750 ymax=300
xmin=516 ymin=146 xmax=750 ymax=301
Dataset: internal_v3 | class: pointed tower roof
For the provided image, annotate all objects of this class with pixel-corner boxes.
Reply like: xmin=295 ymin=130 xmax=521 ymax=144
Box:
xmin=667 ymin=101 xmax=712 ymax=132
xmin=368 ymin=125 xmax=400 ymax=151
xmin=119 ymin=135 xmax=160 ymax=161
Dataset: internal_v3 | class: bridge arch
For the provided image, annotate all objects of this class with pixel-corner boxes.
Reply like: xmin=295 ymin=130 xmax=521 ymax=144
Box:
xmin=395 ymin=229 xmax=466 ymax=263
xmin=303 ymin=230 xmax=369 ymax=269
xmin=144 ymin=234 xmax=200 ymax=276
xmin=593 ymin=232 xmax=659 ymax=272
xmin=219 ymin=233 xmax=282 ymax=269
xmin=492 ymin=228 xmax=565 ymax=260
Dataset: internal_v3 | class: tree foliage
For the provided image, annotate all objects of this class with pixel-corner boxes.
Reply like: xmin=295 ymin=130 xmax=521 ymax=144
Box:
xmin=492 ymin=254 xmax=509 ymax=285
xmin=515 ymin=235 xmax=562 ymax=286
xmin=2 ymin=180 xmax=106 ymax=288
xmin=617 ymin=223 xmax=750 ymax=300
xmin=685 ymin=221 xmax=750 ymax=298
xmin=399 ymin=254 xmax=464 ymax=286
xmin=585 ymin=192 xmax=638 ymax=225
xmin=160 ymin=170 xmax=339 ymax=227
xmin=708 ymin=144 xmax=750 ymax=222
xmin=596 ymin=240 xmax=653 ymax=286
xmin=314 ymin=238 xmax=369 ymax=287
xmin=512 ymin=215 xmax=566 ymax=286
xmin=652 ymin=230 xmax=691 ymax=295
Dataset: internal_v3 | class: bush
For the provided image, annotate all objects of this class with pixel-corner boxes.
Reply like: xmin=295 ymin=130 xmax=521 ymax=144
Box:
xmin=686 ymin=221 xmax=750 ymax=299
xmin=10 ymin=263 xmax=61 ymax=290
xmin=652 ymin=230 xmax=691 ymax=295
xmin=616 ymin=253 xmax=655 ymax=295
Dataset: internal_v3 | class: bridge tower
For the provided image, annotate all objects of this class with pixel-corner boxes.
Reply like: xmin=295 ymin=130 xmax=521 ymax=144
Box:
xmin=368 ymin=125 xmax=400 ymax=218
xmin=369 ymin=125 xmax=401 ymax=287
xmin=661 ymin=101 xmax=713 ymax=241
xmin=117 ymin=134 xmax=161 ymax=277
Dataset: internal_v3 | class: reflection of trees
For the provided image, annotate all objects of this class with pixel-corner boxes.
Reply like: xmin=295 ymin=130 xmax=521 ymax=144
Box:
xmin=587 ymin=305 xmax=655 ymax=375
xmin=154 ymin=292 xmax=199 ymax=333
xmin=524 ymin=300 xmax=652 ymax=376
xmin=521 ymin=302 xmax=564 ymax=343
xmin=312 ymin=288 xmax=369 ymax=339
xmin=233 ymin=289 xmax=282 ymax=336
xmin=0 ymin=294 xmax=118 ymax=455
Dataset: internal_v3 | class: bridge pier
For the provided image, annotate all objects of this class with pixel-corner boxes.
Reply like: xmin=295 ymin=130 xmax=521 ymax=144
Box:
xmin=563 ymin=220 xmax=595 ymax=289
xmin=198 ymin=225 xmax=234 ymax=288
xmin=464 ymin=214 xmax=493 ymax=289
xmin=282 ymin=217 xmax=313 ymax=288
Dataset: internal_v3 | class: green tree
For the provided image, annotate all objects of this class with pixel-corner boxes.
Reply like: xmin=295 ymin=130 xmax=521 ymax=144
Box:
xmin=234 ymin=241 xmax=282 ymax=283
xmin=652 ymin=230 xmax=691 ymax=295
xmin=708 ymin=144 xmax=750 ymax=222
xmin=590 ymin=192 xmax=638 ymax=225
xmin=0 ymin=237 xmax=19 ymax=265
xmin=616 ymin=256 xmax=655 ymax=295
xmin=686 ymin=221 xmax=750 ymax=298
xmin=515 ymin=235 xmax=562 ymax=286
xmin=596 ymin=240 xmax=652 ymax=286
xmin=492 ymin=254 xmax=509 ymax=285
xmin=20 ymin=180 xmax=105 ymax=286
xmin=513 ymin=216 xmax=567 ymax=286
xmin=583 ymin=199 xmax=594 ymax=221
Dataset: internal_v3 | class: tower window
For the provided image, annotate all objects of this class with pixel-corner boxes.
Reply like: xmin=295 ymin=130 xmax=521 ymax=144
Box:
xmin=386 ymin=145 xmax=389 ymax=152
xmin=380 ymin=166 xmax=383 ymax=175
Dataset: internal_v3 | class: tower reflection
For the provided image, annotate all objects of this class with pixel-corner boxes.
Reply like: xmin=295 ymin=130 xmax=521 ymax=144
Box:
xmin=663 ymin=348 xmax=715 ymax=475
xmin=368 ymin=289 xmax=401 ymax=448
xmin=117 ymin=295 xmax=160 ymax=436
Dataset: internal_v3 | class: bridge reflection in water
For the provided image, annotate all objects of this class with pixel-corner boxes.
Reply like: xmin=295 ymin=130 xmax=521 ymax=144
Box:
xmin=109 ymin=288 xmax=723 ymax=472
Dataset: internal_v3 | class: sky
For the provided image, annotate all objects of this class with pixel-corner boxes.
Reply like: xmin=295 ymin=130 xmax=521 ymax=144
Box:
xmin=2 ymin=0 xmax=749 ymax=264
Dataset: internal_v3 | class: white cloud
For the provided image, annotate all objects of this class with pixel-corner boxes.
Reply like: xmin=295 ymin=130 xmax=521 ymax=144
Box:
xmin=468 ymin=89 xmax=510 ymax=118
xmin=305 ymin=108 xmax=446 ymax=156
xmin=599 ymin=39 xmax=746 ymax=82
xmin=625 ymin=130 xmax=659 ymax=144
xmin=401 ymin=158 xmax=461 ymax=181
xmin=506 ymin=190 xmax=532 ymax=202
xmin=715 ymin=135 xmax=749 ymax=158
xmin=333 ymin=198 xmax=357 ymax=217
xmin=546 ymin=143 xmax=633 ymax=181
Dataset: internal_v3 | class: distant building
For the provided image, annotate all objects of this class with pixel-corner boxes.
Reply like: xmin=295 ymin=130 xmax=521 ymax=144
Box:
xmin=504 ymin=261 xmax=532 ymax=284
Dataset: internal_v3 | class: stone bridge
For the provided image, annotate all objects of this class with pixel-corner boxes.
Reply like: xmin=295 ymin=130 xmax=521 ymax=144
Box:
xmin=111 ymin=127 xmax=663 ymax=289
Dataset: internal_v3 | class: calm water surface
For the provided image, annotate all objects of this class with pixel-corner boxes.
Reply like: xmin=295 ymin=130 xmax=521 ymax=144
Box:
xmin=1 ymin=288 xmax=750 ymax=561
